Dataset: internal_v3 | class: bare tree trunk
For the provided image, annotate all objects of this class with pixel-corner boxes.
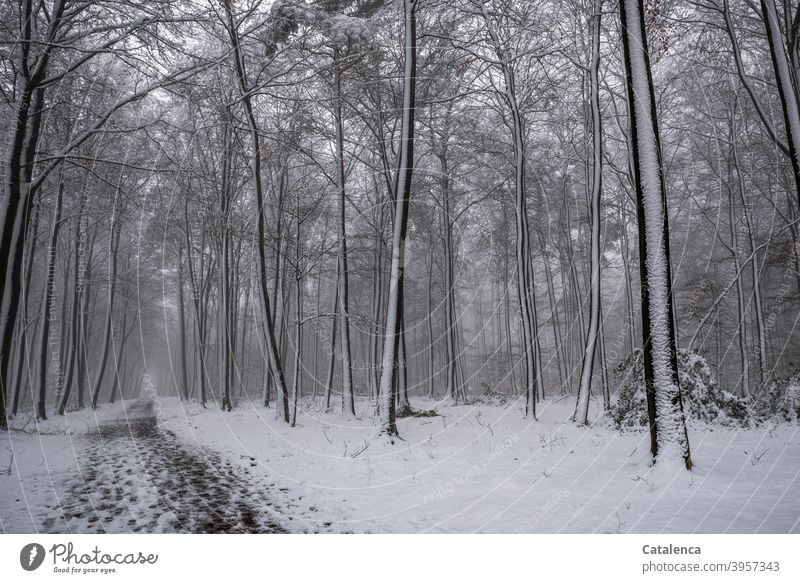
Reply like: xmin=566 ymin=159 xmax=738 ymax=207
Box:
xmin=731 ymin=108 xmax=767 ymax=384
xmin=575 ymin=0 xmax=604 ymax=425
xmin=762 ymin=0 xmax=800 ymax=204
xmin=218 ymin=122 xmax=234 ymax=412
xmin=177 ymin=247 xmax=190 ymax=401
xmin=726 ymin=137 xmax=751 ymax=398
xmin=425 ymin=243 xmax=435 ymax=397
xmin=291 ymin=202 xmax=302 ymax=427
xmin=90 ymin=191 xmax=122 ymax=409
xmin=223 ymin=0 xmax=289 ymax=422
xmin=325 ymin=271 xmax=339 ymax=412
xmin=35 ymin=182 xmax=64 ymax=419
xmin=378 ymin=0 xmax=418 ymax=439
xmin=12 ymin=199 xmax=41 ymax=416
xmin=480 ymin=2 xmax=539 ymax=418
xmin=334 ymin=54 xmax=356 ymax=416
xmin=535 ymin=229 xmax=565 ymax=392
xmin=442 ymin=161 xmax=461 ymax=402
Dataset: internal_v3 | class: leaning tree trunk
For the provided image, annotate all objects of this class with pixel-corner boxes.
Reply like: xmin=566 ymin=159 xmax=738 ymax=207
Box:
xmin=620 ymin=0 xmax=692 ymax=469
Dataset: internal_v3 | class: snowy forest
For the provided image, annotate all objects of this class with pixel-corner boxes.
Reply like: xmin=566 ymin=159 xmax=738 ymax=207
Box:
xmin=1 ymin=0 xmax=799 ymax=534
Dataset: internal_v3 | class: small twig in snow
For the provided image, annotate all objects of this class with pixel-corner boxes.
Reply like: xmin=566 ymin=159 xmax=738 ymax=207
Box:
xmin=351 ymin=439 xmax=370 ymax=458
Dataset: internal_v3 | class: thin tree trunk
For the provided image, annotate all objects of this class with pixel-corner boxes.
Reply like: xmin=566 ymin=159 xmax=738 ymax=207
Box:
xmin=575 ymin=0 xmax=604 ymax=425
xmin=378 ymin=0 xmax=418 ymax=438
xmin=35 ymin=182 xmax=64 ymax=419
xmin=334 ymin=55 xmax=356 ymax=416
xmin=90 ymin=191 xmax=122 ymax=409
xmin=223 ymin=0 xmax=289 ymax=422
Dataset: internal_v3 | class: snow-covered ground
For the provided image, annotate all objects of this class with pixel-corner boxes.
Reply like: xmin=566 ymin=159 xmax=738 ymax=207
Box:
xmin=159 ymin=395 xmax=800 ymax=533
xmin=2 ymin=395 xmax=798 ymax=533
xmin=0 ymin=404 xmax=136 ymax=533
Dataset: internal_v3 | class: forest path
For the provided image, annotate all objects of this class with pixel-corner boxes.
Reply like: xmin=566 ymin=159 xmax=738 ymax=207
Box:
xmin=42 ymin=399 xmax=290 ymax=533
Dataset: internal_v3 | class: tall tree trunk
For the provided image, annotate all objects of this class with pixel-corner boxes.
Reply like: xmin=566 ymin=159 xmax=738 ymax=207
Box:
xmin=223 ymin=0 xmax=289 ymax=422
xmin=177 ymin=247 xmax=190 ymax=401
xmin=90 ymin=192 xmax=122 ymax=409
xmin=620 ymin=0 xmax=692 ymax=469
xmin=325 ymin=272 xmax=339 ymax=412
xmin=762 ymin=0 xmax=800 ymax=204
xmin=480 ymin=2 xmax=539 ymax=418
xmin=378 ymin=0 xmax=418 ymax=439
xmin=731 ymin=107 xmax=768 ymax=384
xmin=425 ymin=243 xmax=435 ymax=398
xmin=536 ymin=229 xmax=566 ymax=392
xmin=575 ymin=0 xmax=604 ymax=425
xmin=11 ymin=199 xmax=41 ymax=416
xmin=727 ymin=146 xmax=751 ymax=398
xmin=35 ymin=182 xmax=64 ymax=419
xmin=442 ymin=161 xmax=461 ymax=402
xmin=334 ymin=55 xmax=356 ymax=416
xmin=291 ymin=202 xmax=302 ymax=427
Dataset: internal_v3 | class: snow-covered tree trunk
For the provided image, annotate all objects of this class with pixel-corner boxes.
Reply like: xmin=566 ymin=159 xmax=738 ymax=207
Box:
xmin=574 ymin=0 xmax=604 ymax=425
xmin=377 ymin=0 xmax=418 ymax=439
xmin=761 ymin=0 xmax=800 ymax=204
xmin=620 ymin=0 xmax=692 ymax=469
